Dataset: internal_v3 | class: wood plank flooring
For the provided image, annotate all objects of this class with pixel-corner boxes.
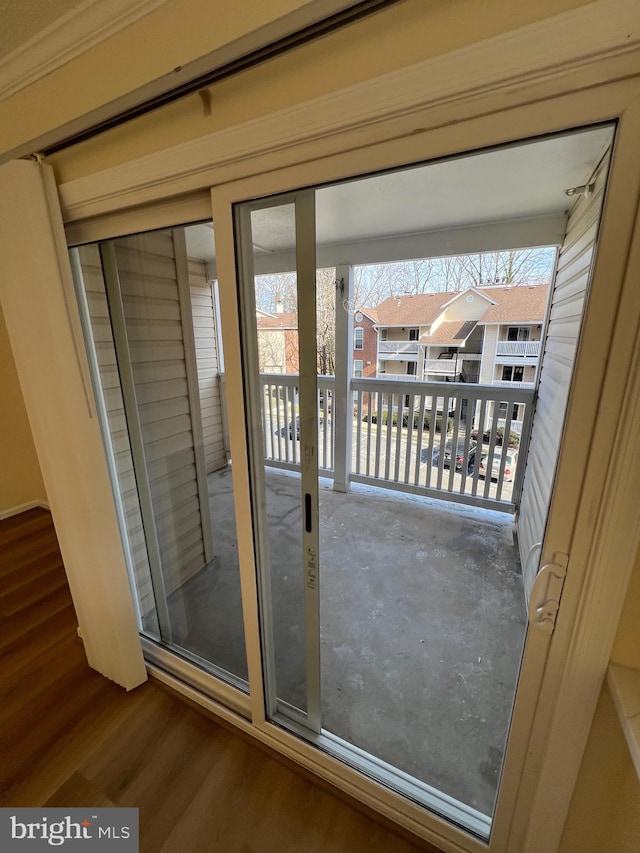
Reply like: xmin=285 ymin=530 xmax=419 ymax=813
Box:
xmin=0 ymin=509 xmax=438 ymax=853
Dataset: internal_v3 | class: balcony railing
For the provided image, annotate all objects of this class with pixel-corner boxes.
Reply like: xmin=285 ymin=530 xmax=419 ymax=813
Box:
xmin=377 ymin=341 xmax=420 ymax=358
xmin=496 ymin=340 xmax=541 ymax=357
xmin=424 ymin=358 xmax=459 ymax=376
xmin=260 ymin=373 xmax=335 ymax=472
xmin=350 ymin=378 xmax=533 ymax=510
xmin=379 ymin=371 xmax=418 ymax=381
xmin=493 ymin=380 xmax=535 ymax=389
xmin=259 ymin=373 xmax=535 ymax=512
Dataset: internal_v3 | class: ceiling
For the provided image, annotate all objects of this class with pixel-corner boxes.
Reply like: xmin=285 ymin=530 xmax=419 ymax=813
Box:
xmin=185 ymin=125 xmax=614 ymax=268
xmin=314 ymin=127 xmax=612 ymax=244
xmin=0 ymin=0 xmax=85 ymax=59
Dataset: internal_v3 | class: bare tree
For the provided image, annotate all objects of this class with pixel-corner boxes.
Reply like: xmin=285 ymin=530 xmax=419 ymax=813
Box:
xmin=254 ymin=269 xmax=337 ymax=375
xmin=316 ymin=267 xmax=336 ymax=375
xmin=455 ymin=248 xmax=554 ymax=287
xmin=353 ymin=247 xmax=555 ymax=307
xmin=254 ymin=272 xmax=297 ymax=313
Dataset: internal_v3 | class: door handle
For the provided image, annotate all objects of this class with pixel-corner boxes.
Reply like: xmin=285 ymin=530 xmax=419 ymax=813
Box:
xmin=305 ymin=493 xmax=312 ymax=533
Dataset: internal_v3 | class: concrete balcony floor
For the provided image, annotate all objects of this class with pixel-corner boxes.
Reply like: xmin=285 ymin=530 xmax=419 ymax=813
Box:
xmin=157 ymin=466 xmax=527 ymax=818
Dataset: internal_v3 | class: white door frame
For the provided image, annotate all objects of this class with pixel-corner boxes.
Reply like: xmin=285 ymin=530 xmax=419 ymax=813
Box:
xmin=52 ymin=15 xmax=640 ymax=850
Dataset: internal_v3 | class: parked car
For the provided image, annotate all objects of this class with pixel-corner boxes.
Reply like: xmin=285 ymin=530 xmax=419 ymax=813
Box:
xmin=479 ymin=449 xmax=518 ymax=482
xmin=432 ymin=437 xmax=477 ymax=472
xmin=284 ymin=415 xmax=329 ymax=440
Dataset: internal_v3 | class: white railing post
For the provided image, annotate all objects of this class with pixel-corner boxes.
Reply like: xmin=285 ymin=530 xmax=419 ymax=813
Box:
xmin=333 ymin=264 xmax=353 ymax=492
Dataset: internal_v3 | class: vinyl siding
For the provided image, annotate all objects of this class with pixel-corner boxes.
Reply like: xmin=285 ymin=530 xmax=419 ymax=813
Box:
xmin=518 ymin=154 xmax=609 ymax=600
xmin=114 ymin=230 xmax=207 ymax=596
xmin=78 ymin=243 xmax=156 ymax=618
xmin=479 ymin=325 xmax=498 ymax=384
xmin=189 ymin=260 xmax=226 ymax=472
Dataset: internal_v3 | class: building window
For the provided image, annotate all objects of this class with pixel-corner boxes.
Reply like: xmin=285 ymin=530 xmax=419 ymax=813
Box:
xmin=502 ymin=365 xmax=524 ymax=382
xmin=498 ymin=401 xmax=520 ymax=421
xmin=380 ymin=328 xmax=388 ymax=341
xmin=407 ymin=361 xmax=417 ymax=375
xmin=354 ymin=327 xmax=364 ymax=349
xmin=354 ymin=359 xmax=363 ymax=377
xmin=507 ymin=326 xmax=531 ymax=341
xmin=408 ymin=328 xmax=419 ymax=341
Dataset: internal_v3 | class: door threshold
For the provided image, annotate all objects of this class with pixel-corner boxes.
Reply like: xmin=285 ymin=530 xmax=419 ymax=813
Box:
xmin=271 ymin=710 xmax=492 ymax=841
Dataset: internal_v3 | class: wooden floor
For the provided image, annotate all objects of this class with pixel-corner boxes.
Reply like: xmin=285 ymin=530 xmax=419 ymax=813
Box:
xmin=0 ymin=509 xmax=438 ymax=853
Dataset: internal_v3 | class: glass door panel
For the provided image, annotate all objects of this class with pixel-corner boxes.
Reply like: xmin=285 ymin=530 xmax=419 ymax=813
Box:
xmin=236 ymin=193 xmax=320 ymax=730
xmin=71 ymin=222 xmax=248 ymax=689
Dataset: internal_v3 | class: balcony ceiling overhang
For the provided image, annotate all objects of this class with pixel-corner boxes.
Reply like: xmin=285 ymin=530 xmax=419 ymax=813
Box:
xmin=185 ymin=125 xmax=612 ymax=273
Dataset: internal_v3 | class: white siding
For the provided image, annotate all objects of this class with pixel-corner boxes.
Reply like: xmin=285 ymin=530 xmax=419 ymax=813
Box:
xmin=479 ymin=325 xmax=498 ymax=384
xmin=189 ymin=259 xmax=226 ymax=472
xmin=114 ymin=230 xmax=207 ymax=596
xmin=518 ymin=154 xmax=610 ymax=600
xmin=79 ymin=243 xmax=156 ymax=617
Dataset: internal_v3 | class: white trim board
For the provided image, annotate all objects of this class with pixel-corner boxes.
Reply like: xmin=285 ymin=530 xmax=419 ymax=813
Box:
xmin=57 ymin=0 xmax=640 ymax=223
xmin=0 ymin=500 xmax=50 ymax=521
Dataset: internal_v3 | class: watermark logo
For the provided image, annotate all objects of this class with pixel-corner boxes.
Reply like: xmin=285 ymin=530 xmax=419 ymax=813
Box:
xmin=0 ymin=809 xmax=138 ymax=851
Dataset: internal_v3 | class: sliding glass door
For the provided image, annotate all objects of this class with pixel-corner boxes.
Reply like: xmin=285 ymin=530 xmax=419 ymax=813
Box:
xmin=227 ymin=123 xmax=616 ymax=838
xmin=66 ymin=114 xmax=621 ymax=849
xmin=235 ymin=192 xmax=321 ymax=731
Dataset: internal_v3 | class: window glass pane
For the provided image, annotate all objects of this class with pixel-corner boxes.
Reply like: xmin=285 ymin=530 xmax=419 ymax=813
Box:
xmin=251 ymin=203 xmax=307 ymax=713
xmin=71 ymin=223 xmax=248 ymax=690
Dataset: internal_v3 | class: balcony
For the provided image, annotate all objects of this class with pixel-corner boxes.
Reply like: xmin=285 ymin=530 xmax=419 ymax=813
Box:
xmin=378 ymin=371 xmax=418 ymax=381
xmin=424 ymin=357 xmax=459 ymax=377
xmin=226 ymin=372 xmax=533 ymax=813
xmin=377 ymin=340 xmax=419 ymax=359
xmin=495 ymin=340 xmax=541 ymax=357
xmin=259 ymin=373 xmax=535 ymax=512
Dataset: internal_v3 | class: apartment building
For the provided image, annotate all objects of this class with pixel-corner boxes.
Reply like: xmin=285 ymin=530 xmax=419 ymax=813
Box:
xmin=373 ymin=284 xmax=548 ymax=387
xmin=256 ymin=308 xmax=300 ymax=373
xmin=352 ymin=307 xmax=378 ymax=378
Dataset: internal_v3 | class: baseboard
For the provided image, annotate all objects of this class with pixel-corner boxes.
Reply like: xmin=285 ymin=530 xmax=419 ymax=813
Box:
xmin=0 ymin=499 xmax=50 ymax=520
